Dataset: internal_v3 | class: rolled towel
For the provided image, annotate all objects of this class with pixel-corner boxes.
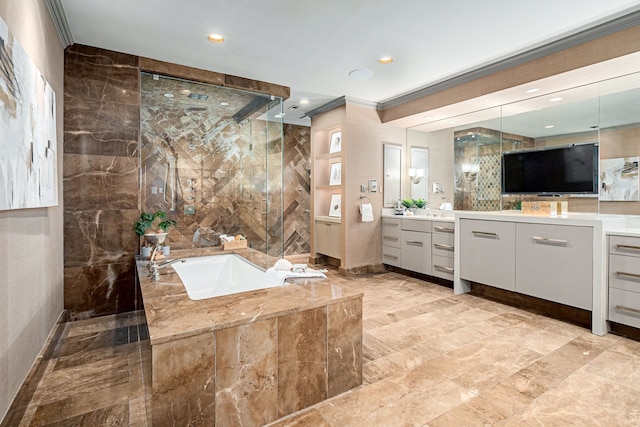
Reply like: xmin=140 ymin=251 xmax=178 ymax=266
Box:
xmin=360 ymin=203 xmax=374 ymax=222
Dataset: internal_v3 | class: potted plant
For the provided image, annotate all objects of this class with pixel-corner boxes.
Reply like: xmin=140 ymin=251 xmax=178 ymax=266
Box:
xmin=134 ymin=211 xmax=177 ymax=256
xmin=401 ymin=198 xmax=416 ymax=210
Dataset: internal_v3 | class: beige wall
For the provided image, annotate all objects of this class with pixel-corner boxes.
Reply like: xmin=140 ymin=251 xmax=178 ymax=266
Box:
xmin=343 ymin=104 xmax=406 ymax=271
xmin=0 ymin=0 xmax=65 ymax=420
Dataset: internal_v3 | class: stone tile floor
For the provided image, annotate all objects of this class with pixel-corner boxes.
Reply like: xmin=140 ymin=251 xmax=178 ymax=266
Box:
xmin=4 ymin=268 xmax=640 ymax=426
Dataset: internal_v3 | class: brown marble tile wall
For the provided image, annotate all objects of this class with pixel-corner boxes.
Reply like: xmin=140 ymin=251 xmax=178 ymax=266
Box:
xmin=63 ymin=43 xmax=306 ymax=320
xmin=328 ymin=298 xmax=363 ymax=397
xmin=63 ymin=44 xmax=141 ymax=320
xmin=278 ymin=307 xmax=328 ymax=417
xmin=151 ymin=332 xmax=216 ymax=426
xmin=215 ymin=318 xmax=278 ymax=426
xmin=283 ymin=124 xmax=311 ymax=255
xmin=140 ymin=74 xmax=310 ymax=258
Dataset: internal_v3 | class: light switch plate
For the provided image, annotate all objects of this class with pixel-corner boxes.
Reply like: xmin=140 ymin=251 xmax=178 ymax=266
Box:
xmin=369 ymin=179 xmax=378 ymax=192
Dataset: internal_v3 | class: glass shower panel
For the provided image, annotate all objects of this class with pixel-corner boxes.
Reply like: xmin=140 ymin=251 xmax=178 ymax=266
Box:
xmin=139 ymin=73 xmax=283 ymax=265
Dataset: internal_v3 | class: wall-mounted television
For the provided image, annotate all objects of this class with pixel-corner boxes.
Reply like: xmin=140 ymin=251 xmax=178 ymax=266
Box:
xmin=501 ymin=143 xmax=599 ymax=195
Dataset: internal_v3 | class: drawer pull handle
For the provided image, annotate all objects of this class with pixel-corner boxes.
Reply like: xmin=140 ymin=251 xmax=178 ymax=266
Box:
xmin=434 ymin=265 xmax=454 ymax=272
xmin=383 ymin=236 xmax=398 ymax=242
xmin=383 ymin=254 xmax=399 ymax=261
xmin=472 ymin=231 xmax=498 ymax=238
xmin=616 ymin=271 xmax=640 ymax=280
xmin=434 ymin=226 xmax=454 ymax=233
xmin=383 ymin=222 xmax=399 ymax=227
xmin=616 ymin=244 xmax=640 ymax=251
xmin=532 ymin=236 xmax=568 ymax=246
xmin=433 ymin=243 xmax=454 ymax=251
xmin=406 ymin=240 xmax=423 ymax=247
xmin=615 ymin=305 xmax=640 ymax=315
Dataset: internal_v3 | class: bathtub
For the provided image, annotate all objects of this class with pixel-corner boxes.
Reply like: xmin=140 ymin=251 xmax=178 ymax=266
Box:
xmin=171 ymin=254 xmax=270 ymax=300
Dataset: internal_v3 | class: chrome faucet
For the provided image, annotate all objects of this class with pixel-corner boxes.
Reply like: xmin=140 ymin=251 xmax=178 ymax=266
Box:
xmin=147 ymin=246 xmax=186 ymax=281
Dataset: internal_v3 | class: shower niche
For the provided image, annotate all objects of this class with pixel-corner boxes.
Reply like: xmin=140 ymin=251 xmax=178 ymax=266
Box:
xmin=140 ymin=73 xmax=284 ymax=263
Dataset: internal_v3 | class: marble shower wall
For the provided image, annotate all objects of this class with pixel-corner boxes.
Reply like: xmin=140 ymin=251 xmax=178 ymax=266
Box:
xmin=140 ymin=74 xmax=310 ymax=257
xmin=63 ymin=44 xmax=309 ymax=320
xmin=63 ymin=45 xmax=141 ymax=320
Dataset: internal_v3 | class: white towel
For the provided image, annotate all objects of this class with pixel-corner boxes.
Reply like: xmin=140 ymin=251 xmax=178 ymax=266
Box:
xmin=264 ymin=267 xmax=327 ymax=286
xmin=360 ymin=203 xmax=374 ymax=222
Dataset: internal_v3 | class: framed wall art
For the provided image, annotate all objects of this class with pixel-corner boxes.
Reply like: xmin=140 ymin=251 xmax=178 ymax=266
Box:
xmin=328 ymin=194 xmax=341 ymax=217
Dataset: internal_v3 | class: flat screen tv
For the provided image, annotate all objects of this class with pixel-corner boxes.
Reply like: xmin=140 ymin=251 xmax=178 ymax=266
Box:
xmin=501 ymin=143 xmax=599 ymax=195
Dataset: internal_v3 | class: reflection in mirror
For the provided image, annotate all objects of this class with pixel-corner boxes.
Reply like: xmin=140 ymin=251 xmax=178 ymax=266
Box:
xmin=501 ymin=84 xmax=600 ymax=212
xmin=407 ymin=71 xmax=640 ymax=213
xmin=409 ymin=147 xmax=428 ymax=200
xmin=383 ymin=143 xmax=402 ymax=206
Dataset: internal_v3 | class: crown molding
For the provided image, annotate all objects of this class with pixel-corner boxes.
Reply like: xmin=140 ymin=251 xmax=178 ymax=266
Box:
xmin=44 ymin=0 xmax=73 ymax=47
xmin=378 ymin=9 xmax=640 ymax=111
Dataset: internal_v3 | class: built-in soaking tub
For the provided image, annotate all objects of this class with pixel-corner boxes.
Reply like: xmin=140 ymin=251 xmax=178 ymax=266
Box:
xmin=135 ymin=248 xmax=363 ymax=427
xmin=171 ymin=254 xmax=269 ymax=299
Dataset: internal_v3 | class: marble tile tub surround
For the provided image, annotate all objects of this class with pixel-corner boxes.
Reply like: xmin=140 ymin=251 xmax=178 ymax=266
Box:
xmin=8 ymin=268 xmax=640 ymax=426
xmin=136 ymin=249 xmax=363 ymax=425
xmin=63 ymin=43 xmax=309 ymax=320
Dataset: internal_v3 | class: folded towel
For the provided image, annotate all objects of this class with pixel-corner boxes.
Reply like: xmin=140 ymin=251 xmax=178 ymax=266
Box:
xmin=264 ymin=267 xmax=327 ymax=286
xmin=360 ymin=203 xmax=374 ymax=222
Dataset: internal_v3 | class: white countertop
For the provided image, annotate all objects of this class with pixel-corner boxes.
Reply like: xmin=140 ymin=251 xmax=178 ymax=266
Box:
xmin=455 ymin=210 xmax=628 ymax=228
xmin=381 ymin=208 xmax=455 ymax=222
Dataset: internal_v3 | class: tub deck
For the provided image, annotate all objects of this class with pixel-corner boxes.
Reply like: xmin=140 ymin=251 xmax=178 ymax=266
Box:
xmin=135 ymin=247 xmax=363 ymax=427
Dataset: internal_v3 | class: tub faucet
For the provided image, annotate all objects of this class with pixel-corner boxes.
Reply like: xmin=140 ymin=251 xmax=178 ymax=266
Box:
xmin=148 ymin=257 xmax=186 ymax=281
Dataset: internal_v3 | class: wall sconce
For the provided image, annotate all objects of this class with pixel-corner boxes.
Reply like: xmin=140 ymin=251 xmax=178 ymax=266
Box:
xmin=408 ymin=168 xmax=424 ymax=184
xmin=462 ymin=163 xmax=480 ymax=181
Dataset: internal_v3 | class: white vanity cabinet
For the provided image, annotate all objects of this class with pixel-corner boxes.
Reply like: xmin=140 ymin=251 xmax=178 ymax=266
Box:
xmin=315 ymin=217 xmax=341 ymax=259
xmin=516 ymin=223 xmax=593 ymax=310
xmin=608 ymin=235 xmax=640 ymax=328
xmin=459 ymin=219 xmax=516 ymax=291
xmin=401 ymin=222 xmax=432 ymax=275
xmin=381 ymin=218 xmax=402 ymax=267
xmin=431 ymin=222 xmax=455 ymax=280
xmin=381 ymin=215 xmax=455 ymax=279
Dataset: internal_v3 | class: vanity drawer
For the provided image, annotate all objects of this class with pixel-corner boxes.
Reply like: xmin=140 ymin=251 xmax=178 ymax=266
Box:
xmin=610 ymin=235 xmax=640 ymax=257
xmin=382 ymin=218 xmax=402 ymax=248
xmin=432 ymin=232 xmax=454 ymax=257
xmin=609 ymin=287 xmax=640 ymax=328
xmin=402 ymin=219 xmax=431 ymax=233
xmin=432 ymin=255 xmax=454 ymax=281
xmin=609 ymin=254 xmax=640 ymax=293
xmin=382 ymin=246 xmax=402 ymax=267
xmin=432 ymin=222 xmax=455 ymax=234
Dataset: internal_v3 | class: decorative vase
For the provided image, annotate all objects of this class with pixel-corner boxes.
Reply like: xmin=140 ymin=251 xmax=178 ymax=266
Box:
xmin=141 ymin=246 xmax=152 ymax=257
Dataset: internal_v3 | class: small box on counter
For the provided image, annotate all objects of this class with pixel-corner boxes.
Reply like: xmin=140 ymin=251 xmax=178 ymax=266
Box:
xmin=521 ymin=201 xmax=568 ymax=217
xmin=223 ymin=239 xmax=248 ymax=250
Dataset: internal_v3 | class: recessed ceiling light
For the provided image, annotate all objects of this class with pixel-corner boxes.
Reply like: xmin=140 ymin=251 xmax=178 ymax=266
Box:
xmin=274 ymin=113 xmax=285 ymax=118
xmin=349 ymin=68 xmax=373 ymax=79
xmin=220 ymin=101 xmax=229 ymax=106
xmin=181 ymin=89 xmax=191 ymax=95
xmin=299 ymin=99 xmax=310 ymax=105
xmin=378 ymin=56 xmax=394 ymax=65
xmin=545 ymin=125 xmax=555 ymax=129
xmin=525 ymin=88 xmax=540 ymax=93
xmin=208 ymin=33 xmax=225 ymax=44
xmin=549 ymin=97 xmax=563 ymax=102
xmin=163 ymin=93 xmax=174 ymax=98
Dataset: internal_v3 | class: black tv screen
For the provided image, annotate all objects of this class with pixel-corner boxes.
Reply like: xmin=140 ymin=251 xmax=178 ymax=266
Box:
xmin=502 ymin=143 xmax=599 ymax=195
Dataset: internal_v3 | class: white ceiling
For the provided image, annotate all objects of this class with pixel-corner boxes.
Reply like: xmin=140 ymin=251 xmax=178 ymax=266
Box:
xmin=59 ymin=0 xmax=640 ymax=126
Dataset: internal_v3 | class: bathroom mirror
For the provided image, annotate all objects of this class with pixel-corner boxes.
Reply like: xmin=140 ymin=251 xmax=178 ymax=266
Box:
xmin=383 ymin=143 xmax=402 ymax=206
xmin=409 ymin=147 xmax=428 ymax=200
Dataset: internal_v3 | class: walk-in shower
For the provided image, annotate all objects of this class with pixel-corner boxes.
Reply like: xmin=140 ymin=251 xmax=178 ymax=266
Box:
xmin=139 ymin=73 xmax=284 ymax=263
